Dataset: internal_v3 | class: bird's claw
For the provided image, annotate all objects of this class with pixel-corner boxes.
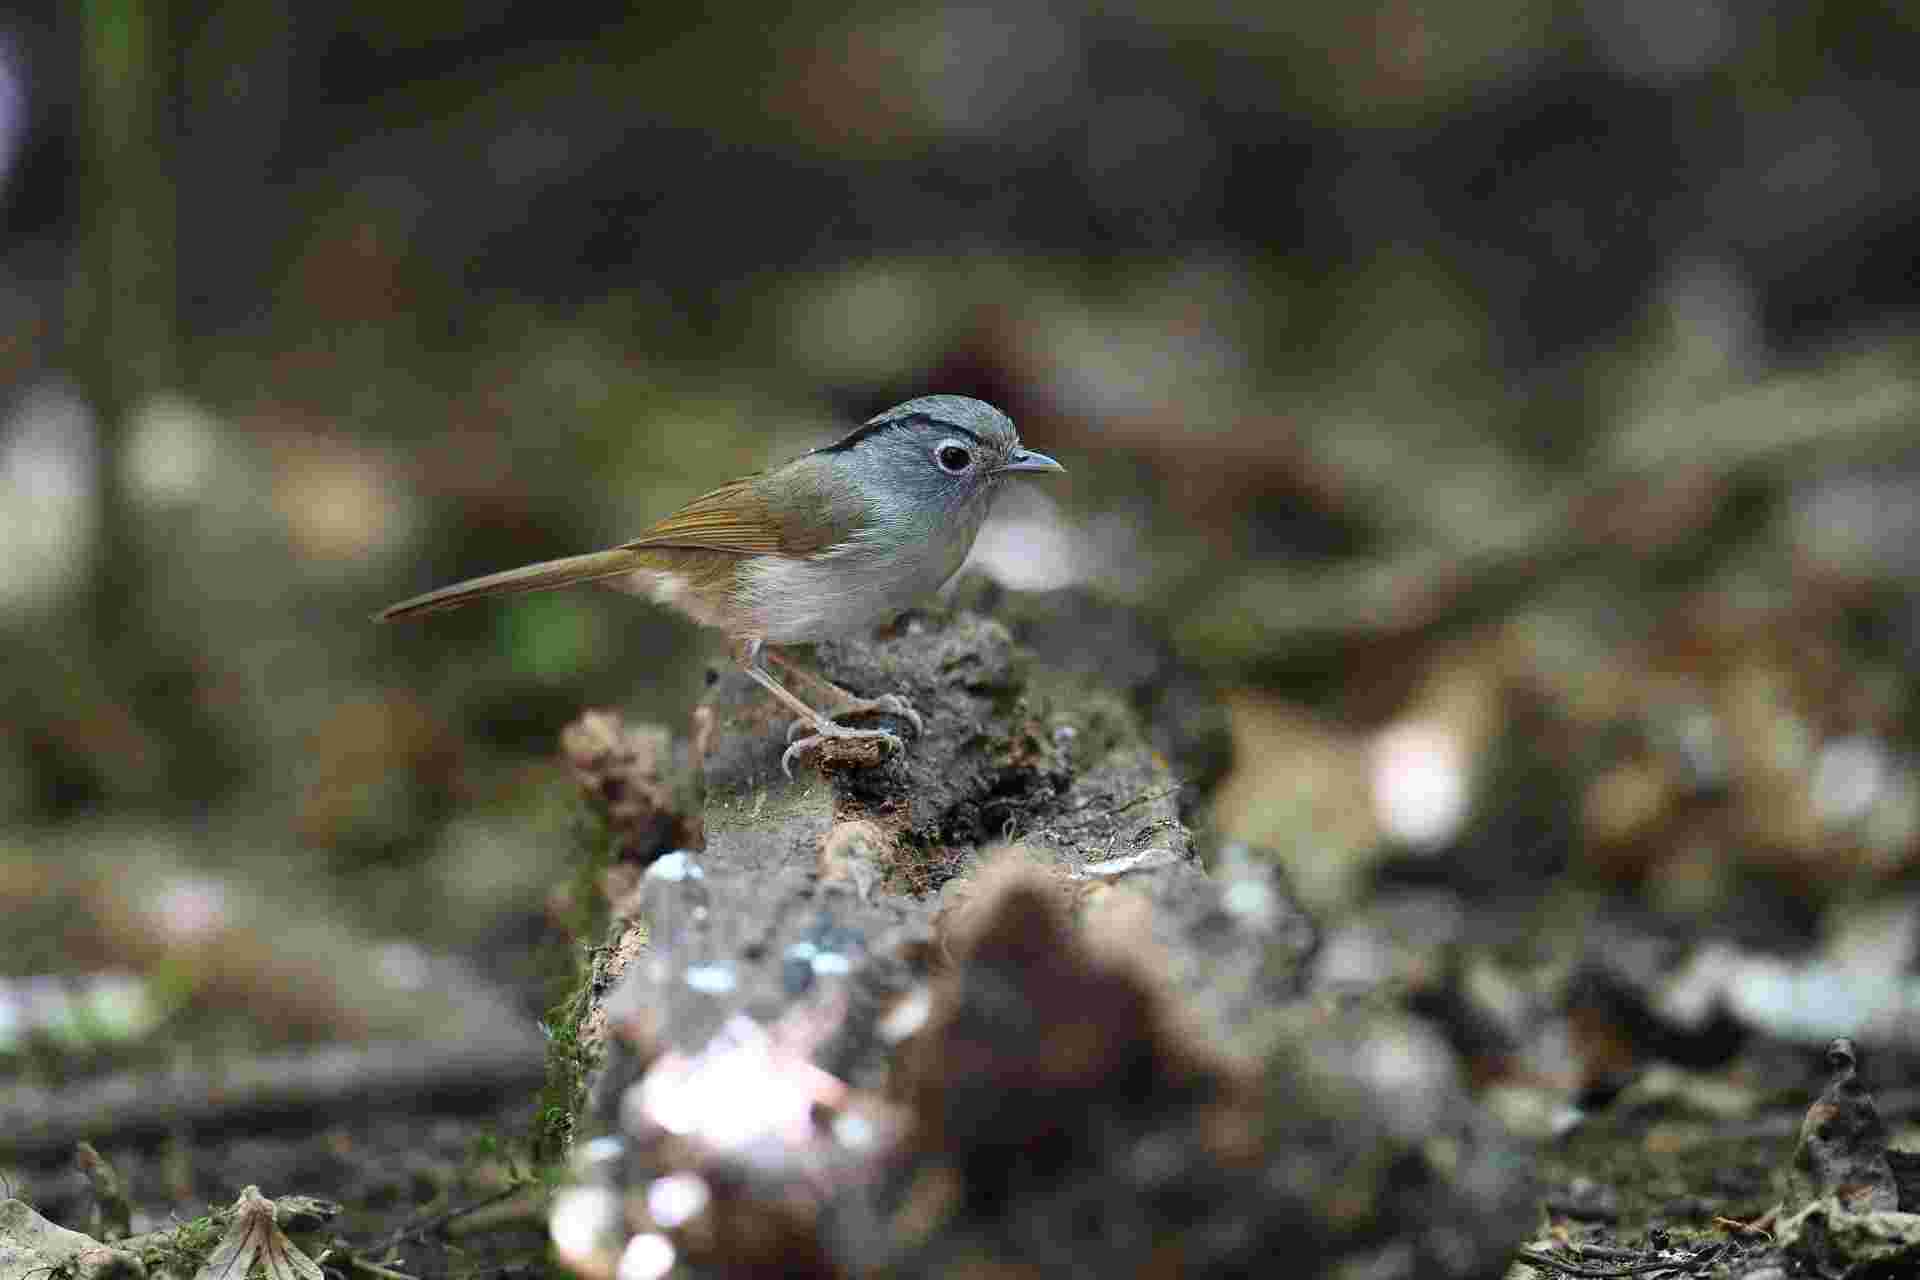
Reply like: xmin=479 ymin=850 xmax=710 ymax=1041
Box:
xmin=865 ymin=694 xmax=925 ymax=736
xmin=781 ymin=726 xmax=905 ymax=779
xmin=785 ymin=693 xmax=923 ymax=744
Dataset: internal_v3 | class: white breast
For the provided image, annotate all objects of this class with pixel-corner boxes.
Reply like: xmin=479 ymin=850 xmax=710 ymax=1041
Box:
xmin=735 ymin=521 xmax=978 ymax=645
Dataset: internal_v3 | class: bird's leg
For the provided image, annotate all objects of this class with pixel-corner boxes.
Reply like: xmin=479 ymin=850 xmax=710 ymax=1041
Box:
xmin=763 ymin=648 xmax=924 ymax=738
xmin=735 ymin=641 xmax=908 ymax=778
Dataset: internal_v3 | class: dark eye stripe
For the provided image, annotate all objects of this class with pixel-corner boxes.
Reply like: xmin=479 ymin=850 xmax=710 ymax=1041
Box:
xmin=814 ymin=412 xmax=989 ymax=456
xmin=904 ymin=414 xmax=987 ymax=447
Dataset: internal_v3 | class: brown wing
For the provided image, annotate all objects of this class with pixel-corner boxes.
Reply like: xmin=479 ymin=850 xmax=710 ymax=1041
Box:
xmin=620 ymin=457 xmax=867 ymax=558
xmin=621 ymin=478 xmax=786 ymax=555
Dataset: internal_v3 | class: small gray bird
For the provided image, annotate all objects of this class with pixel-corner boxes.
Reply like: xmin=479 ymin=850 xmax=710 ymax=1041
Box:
xmin=380 ymin=395 xmax=1064 ymax=775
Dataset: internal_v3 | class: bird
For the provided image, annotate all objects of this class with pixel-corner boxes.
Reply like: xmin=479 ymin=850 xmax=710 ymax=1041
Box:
xmin=379 ymin=395 xmax=1064 ymax=775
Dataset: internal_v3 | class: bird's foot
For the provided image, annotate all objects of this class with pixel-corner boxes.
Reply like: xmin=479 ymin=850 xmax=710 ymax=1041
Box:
xmin=785 ymin=692 xmax=923 ymax=743
xmin=781 ymin=720 xmax=906 ymax=778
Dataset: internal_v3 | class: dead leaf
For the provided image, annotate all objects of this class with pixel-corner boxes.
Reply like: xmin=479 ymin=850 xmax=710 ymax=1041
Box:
xmin=194 ymin=1187 xmax=324 ymax=1280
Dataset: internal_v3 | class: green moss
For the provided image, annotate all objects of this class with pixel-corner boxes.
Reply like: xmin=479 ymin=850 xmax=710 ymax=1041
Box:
xmin=531 ymin=973 xmax=596 ymax=1166
xmin=1016 ymin=663 xmax=1139 ymax=765
xmin=1538 ymin=1099 xmax=1786 ymax=1232
xmin=527 ymin=796 xmax=620 ymax=1166
xmin=137 ymin=1212 xmax=224 ymax=1278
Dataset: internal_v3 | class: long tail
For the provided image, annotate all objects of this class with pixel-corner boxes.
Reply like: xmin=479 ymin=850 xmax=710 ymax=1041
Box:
xmin=377 ymin=549 xmax=640 ymax=622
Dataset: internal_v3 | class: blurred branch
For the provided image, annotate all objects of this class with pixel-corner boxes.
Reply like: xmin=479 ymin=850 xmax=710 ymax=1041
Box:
xmin=68 ymin=0 xmax=179 ymax=400
xmin=0 ymin=1036 xmax=547 ymax=1159
xmin=60 ymin=0 xmax=183 ymax=799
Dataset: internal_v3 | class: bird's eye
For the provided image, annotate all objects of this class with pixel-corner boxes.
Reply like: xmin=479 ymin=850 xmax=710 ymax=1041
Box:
xmin=935 ymin=442 xmax=973 ymax=473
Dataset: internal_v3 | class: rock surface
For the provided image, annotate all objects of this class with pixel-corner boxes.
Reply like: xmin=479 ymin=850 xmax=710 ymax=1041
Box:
xmin=0 ymin=1200 xmax=141 ymax=1280
xmin=558 ymin=607 xmax=1534 ymax=1278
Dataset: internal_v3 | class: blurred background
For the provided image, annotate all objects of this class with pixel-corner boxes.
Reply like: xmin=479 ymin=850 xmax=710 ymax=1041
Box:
xmin=3 ymin=0 xmax=1920 ymax=1231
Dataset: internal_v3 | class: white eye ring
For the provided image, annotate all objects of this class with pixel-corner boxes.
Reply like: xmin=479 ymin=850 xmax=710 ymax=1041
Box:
xmin=934 ymin=440 xmax=975 ymax=474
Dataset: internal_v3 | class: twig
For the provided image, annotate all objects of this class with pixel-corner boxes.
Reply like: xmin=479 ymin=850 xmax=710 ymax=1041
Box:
xmin=371 ymin=1184 xmax=534 ymax=1257
xmin=1712 ymin=1213 xmax=1772 ymax=1239
xmin=1563 ymin=1245 xmax=1641 ymax=1261
xmin=339 ymin=1254 xmax=419 ymax=1280
xmin=1513 ymin=1245 xmax=1719 ymax=1278
xmin=1055 ymin=784 xmax=1186 ymax=826
xmin=0 ymin=1038 xmax=545 ymax=1159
